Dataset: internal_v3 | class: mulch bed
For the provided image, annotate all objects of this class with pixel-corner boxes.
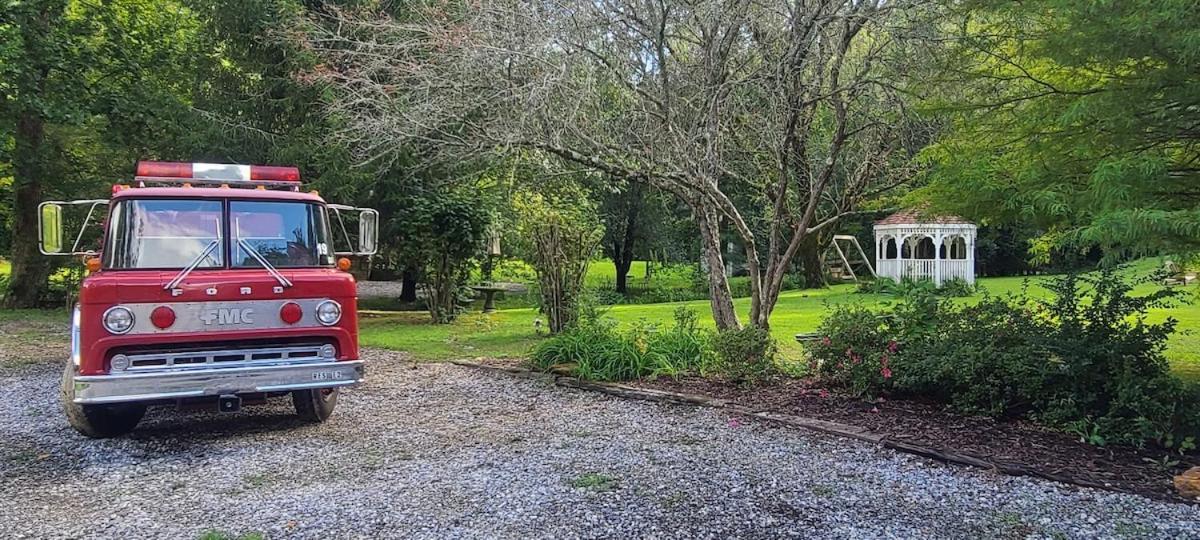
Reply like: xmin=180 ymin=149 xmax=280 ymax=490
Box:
xmin=633 ymin=375 xmax=1199 ymax=504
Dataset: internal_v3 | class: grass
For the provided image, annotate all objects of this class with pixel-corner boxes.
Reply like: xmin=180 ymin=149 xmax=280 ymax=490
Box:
xmin=569 ymin=473 xmax=620 ymax=491
xmin=4 ymin=258 xmax=1197 ymax=380
xmin=197 ymin=531 xmax=264 ymax=540
xmin=0 ymin=308 xmax=71 ymax=369
xmin=361 ymin=258 xmax=1200 ymax=381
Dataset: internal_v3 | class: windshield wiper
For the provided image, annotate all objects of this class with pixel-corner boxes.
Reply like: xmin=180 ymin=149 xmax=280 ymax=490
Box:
xmin=237 ymin=239 xmax=294 ymax=289
xmin=164 ymin=240 xmax=220 ymax=291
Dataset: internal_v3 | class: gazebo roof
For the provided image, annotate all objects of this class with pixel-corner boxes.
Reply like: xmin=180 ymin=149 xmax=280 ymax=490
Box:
xmin=875 ymin=208 xmax=973 ymax=226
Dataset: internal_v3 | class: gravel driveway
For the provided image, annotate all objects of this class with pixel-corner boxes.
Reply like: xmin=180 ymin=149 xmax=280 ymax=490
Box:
xmin=2 ymin=349 xmax=1198 ymax=539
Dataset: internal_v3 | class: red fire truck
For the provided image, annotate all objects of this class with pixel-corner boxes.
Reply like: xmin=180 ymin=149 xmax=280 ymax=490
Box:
xmin=39 ymin=161 xmax=378 ymax=438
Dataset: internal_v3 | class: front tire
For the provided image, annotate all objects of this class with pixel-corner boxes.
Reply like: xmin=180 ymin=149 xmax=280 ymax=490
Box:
xmin=60 ymin=362 xmax=145 ymax=438
xmin=292 ymin=388 xmax=339 ymax=422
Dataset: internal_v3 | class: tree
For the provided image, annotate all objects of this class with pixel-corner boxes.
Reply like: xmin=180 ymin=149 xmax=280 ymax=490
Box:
xmin=1 ymin=0 xmax=201 ymax=306
xmin=411 ymin=190 xmax=489 ymax=323
xmin=917 ymin=0 xmax=1200 ymax=259
xmin=305 ymin=0 xmax=923 ymax=330
xmin=599 ymin=182 xmax=647 ymax=294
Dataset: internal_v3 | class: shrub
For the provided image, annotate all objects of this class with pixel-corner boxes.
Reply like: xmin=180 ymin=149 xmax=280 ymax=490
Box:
xmin=515 ymin=192 xmax=603 ymax=333
xmin=712 ymin=326 xmax=779 ymax=384
xmin=856 ymin=277 xmax=974 ymax=298
xmin=530 ymin=306 xmax=716 ymax=381
xmin=805 ymin=304 xmax=895 ymax=397
xmin=890 ymin=296 xmax=1051 ymax=417
xmin=813 ymin=269 xmax=1199 ymax=448
xmin=385 ymin=188 xmax=491 ymax=323
xmin=939 ymin=277 xmax=975 ymax=297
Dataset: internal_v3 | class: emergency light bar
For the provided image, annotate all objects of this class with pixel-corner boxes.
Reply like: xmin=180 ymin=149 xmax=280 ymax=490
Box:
xmin=134 ymin=161 xmax=301 ymax=190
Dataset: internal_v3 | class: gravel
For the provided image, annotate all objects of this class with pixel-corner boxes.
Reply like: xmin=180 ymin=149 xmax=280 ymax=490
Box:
xmin=2 ymin=349 xmax=1198 ymax=539
xmin=356 ymin=280 xmax=526 ymax=301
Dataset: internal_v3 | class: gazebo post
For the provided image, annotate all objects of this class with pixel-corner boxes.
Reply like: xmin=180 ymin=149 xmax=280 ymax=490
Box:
xmin=967 ymin=232 xmax=976 ymax=284
xmin=933 ymin=233 xmax=943 ymax=285
xmin=875 ymin=234 xmax=882 ymax=281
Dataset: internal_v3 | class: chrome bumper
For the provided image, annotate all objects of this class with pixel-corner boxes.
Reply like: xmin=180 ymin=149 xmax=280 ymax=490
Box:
xmin=71 ymin=360 xmax=365 ymax=405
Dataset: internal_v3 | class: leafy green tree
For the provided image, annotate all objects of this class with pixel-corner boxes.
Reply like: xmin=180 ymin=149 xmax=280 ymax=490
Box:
xmin=387 ymin=188 xmax=489 ymax=323
xmin=596 ymin=182 xmax=682 ymax=294
xmin=1 ymin=0 xmax=201 ymax=306
xmin=919 ymin=0 xmax=1200 ymax=259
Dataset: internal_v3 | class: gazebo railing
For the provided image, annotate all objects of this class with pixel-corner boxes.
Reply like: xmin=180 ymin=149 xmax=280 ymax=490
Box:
xmin=901 ymin=260 xmax=936 ymax=281
xmin=875 ymin=259 xmax=973 ymax=285
xmin=941 ymin=260 xmax=973 ymax=283
xmin=877 ymin=259 xmax=898 ymax=279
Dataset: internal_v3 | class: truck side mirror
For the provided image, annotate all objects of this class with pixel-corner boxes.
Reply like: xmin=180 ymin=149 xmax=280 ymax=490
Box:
xmin=40 ymin=203 xmax=64 ymax=254
xmin=358 ymin=209 xmax=378 ymax=255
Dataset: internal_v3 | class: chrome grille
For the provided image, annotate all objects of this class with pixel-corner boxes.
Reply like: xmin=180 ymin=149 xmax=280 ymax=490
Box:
xmin=116 ymin=344 xmax=333 ymax=373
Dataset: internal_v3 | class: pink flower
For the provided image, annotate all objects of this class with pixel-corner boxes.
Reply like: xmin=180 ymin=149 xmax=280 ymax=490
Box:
xmin=881 ymin=367 xmax=892 ymax=379
xmin=818 ymin=389 xmax=830 ymax=398
xmin=887 ymin=340 xmax=898 ymax=353
xmin=728 ymin=417 xmax=741 ymax=428
xmin=821 ymin=336 xmax=832 ymax=346
xmin=851 ymin=354 xmax=862 ymax=365
xmin=870 ymin=407 xmax=880 ymax=413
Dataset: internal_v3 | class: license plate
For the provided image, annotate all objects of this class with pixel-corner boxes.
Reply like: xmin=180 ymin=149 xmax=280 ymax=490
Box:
xmin=311 ymin=371 xmax=343 ymax=381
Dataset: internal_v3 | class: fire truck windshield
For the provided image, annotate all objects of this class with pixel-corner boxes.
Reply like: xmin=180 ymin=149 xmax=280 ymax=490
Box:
xmin=104 ymin=199 xmax=333 ymax=269
xmin=230 ymin=201 xmax=332 ymax=268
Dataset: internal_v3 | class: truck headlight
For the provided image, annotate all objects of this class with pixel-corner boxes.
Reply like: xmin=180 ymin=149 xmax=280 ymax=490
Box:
xmin=103 ymin=306 xmax=135 ymax=334
xmin=316 ymin=300 xmax=342 ymax=326
xmin=70 ymin=306 xmax=82 ymax=366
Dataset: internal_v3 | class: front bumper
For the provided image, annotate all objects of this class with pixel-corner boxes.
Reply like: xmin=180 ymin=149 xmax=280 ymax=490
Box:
xmin=71 ymin=360 xmax=365 ymax=405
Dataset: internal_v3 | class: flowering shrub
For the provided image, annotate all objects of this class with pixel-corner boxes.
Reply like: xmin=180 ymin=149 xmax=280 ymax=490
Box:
xmin=811 ymin=270 xmax=1200 ymax=449
xmin=806 ymin=304 xmax=895 ymax=397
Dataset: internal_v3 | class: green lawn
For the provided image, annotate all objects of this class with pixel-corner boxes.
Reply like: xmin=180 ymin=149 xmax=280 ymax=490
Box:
xmin=362 ymin=260 xmax=1200 ymax=381
xmin=3 ymin=258 xmax=1196 ymax=380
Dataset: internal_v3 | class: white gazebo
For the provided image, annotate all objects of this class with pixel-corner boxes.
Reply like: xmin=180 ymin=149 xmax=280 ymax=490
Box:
xmin=874 ymin=209 xmax=976 ymax=285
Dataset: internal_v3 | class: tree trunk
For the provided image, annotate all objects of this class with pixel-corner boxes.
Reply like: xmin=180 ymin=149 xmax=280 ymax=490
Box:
xmin=798 ymin=232 xmax=827 ymax=289
xmin=698 ymin=205 xmax=740 ymax=331
xmin=400 ymin=265 xmax=418 ymax=302
xmin=614 ymin=256 xmax=632 ymax=294
xmin=5 ymin=112 xmax=51 ymax=308
xmin=610 ymin=184 xmax=641 ymax=294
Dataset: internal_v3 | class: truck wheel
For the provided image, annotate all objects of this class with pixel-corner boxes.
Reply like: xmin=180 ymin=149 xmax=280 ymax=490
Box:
xmin=292 ymin=388 xmax=339 ymax=422
xmin=60 ymin=362 xmax=145 ymax=438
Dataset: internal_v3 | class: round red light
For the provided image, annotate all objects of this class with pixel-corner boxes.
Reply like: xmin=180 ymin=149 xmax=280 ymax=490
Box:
xmin=280 ymin=302 xmax=303 ymax=324
xmin=150 ymin=306 xmax=176 ymax=329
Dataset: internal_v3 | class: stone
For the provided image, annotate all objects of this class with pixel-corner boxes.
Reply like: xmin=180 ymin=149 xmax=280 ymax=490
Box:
xmin=1173 ymin=466 xmax=1200 ymax=498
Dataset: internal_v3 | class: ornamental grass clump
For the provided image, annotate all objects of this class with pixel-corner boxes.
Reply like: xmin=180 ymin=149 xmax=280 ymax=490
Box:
xmin=530 ymin=306 xmax=717 ymax=381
